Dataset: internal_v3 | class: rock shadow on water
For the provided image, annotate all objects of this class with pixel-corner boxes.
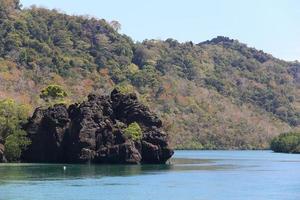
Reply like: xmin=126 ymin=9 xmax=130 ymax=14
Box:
xmin=0 ymin=163 xmax=156 ymax=182
xmin=0 ymin=157 xmax=237 ymax=184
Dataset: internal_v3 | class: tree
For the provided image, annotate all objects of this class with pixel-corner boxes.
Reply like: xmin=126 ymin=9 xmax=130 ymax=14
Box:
xmin=0 ymin=99 xmax=29 ymax=138
xmin=270 ymin=132 xmax=300 ymax=153
xmin=0 ymin=0 xmax=21 ymax=18
xmin=130 ymin=65 xmax=160 ymax=88
xmin=5 ymin=129 xmax=30 ymax=161
xmin=0 ymin=99 xmax=31 ymax=161
xmin=109 ymin=20 xmax=121 ymax=32
xmin=40 ymin=84 xmax=68 ymax=103
xmin=115 ymin=83 xmax=135 ymax=95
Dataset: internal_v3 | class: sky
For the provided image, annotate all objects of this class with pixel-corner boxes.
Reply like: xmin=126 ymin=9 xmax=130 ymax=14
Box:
xmin=21 ymin=0 xmax=300 ymax=61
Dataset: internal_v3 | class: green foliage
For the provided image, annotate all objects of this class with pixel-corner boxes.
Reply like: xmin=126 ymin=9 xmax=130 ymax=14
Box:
xmin=0 ymin=6 xmax=134 ymax=77
xmin=270 ymin=132 xmax=300 ymax=153
xmin=0 ymin=99 xmax=31 ymax=161
xmin=126 ymin=63 xmax=139 ymax=74
xmin=124 ymin=122 xmax=142 ymax=141
xmin=204 ymin=77 xmax=225 ymax=93
xmin=176 ymin=141 xmax=204 ymax=150
xmin=130 ymin=65 xmax=160 ymax=88
xmin=40 ymin=84 xmax=67 ymax=102
xmin=0 ymin=99 xmax=30 ymax=138
xmin=115 ymin=84 xmax=135 ymax=95
xmin=4 ymin=129 xmax=30 ymax=161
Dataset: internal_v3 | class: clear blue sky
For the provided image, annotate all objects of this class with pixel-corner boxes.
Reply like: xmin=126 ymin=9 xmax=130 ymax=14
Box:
xmin=21 ymin=0 xmax=300 ymax=61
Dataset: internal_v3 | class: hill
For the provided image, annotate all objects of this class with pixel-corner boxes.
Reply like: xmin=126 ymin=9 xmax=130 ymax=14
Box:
xmin=1 ymin=0 xmax=300 ymax=149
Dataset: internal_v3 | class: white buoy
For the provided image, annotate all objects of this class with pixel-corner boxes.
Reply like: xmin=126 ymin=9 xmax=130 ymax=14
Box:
xmin=63 ymin=166 xmax=67 ymax=170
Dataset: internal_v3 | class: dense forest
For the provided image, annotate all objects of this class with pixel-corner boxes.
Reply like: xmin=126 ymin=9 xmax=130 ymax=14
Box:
xmin=1 ymin=0 xmax=300 ymax=150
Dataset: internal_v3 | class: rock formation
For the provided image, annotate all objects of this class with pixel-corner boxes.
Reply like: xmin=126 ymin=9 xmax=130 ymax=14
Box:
xmin=22 ymin=89 xmax=174 ymax=164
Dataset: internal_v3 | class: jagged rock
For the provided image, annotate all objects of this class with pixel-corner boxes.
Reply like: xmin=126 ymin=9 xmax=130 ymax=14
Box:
xmin=111 ymin=89 xmax=162 ymax=127
xmin=22 ymin=104 xmax=70 ymax=162
xmin=65 ymin=94 xmax=114 ymax=163
xmin=141 ymin=128 xmax=174 ymax=163
xmin=22 ymin=89 xmax=174 ymax=164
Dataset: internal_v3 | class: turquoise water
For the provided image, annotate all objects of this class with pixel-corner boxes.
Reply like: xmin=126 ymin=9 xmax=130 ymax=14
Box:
xmin=1 ymin=150 xmax=300 ymax=200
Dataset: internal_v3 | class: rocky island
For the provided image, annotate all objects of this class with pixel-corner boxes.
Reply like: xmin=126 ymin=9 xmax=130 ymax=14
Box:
xmin=21 ymin=89 xmax=174 ymax=164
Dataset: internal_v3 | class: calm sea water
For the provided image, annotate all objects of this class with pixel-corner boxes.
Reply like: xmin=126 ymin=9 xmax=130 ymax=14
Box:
xmin=1 ymin=150 xmax=300 ymax=200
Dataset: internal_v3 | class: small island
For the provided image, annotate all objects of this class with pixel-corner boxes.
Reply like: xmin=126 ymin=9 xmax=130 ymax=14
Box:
xmin=1 ymin=88 xmax=174 ymax=164
xmin=270 ymin=132 xmax=300 ymax=153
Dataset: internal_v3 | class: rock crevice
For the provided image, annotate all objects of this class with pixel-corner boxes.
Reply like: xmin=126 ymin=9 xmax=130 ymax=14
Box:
xmin=0 ymin=137 xmax=6 ymax=163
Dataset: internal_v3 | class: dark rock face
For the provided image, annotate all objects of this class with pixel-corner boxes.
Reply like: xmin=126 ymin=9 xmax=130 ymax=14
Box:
xmin=0 ymin=137 xmax=6 ymax=163
xmin=111 ymin=90 xmax=162 ymax=128
xmin=142 ymin=128 xmax=173 ymax=163
xmin=22 ymin=89 xmax=174 ymax=164
xmin=22 ymin=105 xmax=69 ymax=162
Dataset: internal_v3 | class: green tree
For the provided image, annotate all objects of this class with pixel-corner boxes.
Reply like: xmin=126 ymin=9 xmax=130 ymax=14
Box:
xmin=40 ymin=84 xmax=68 ymax=103
xmin=0 ymin=99 xmax=31 ymax=161
xmin=270 ymin=132 xmax=300 ymax=153
xmin=4 ymin=129 xmax=30 ymax=161
xmin=131 ymin=65 xmax=160 ymax=88
xmin=115 ymin=83 xmax=135 ymax=95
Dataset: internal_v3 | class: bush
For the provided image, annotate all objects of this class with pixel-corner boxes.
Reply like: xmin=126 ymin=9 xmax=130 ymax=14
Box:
xmin=4 ymin=129 xmax=30 ymax=161
xmin=115 ymin=84 xmax=135 ymax=95
xmin=40 ymin=84 xmax=68 ymax=104
xmin=130 ymin=65 xmax=160 ymax=88
xmin=0 ymin=98 xmax=31 ymax=161
xmin=0 ymin=99 xmax=30 ymax=138
xmin=270 ymin=132 xmax=300 ymax=153
xmin=124 ymin=122 xmax=142 ymax=141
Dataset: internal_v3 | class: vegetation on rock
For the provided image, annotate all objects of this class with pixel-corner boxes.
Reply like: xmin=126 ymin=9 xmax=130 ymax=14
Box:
xmin=124 ymin=122 xmax=142 ymax=141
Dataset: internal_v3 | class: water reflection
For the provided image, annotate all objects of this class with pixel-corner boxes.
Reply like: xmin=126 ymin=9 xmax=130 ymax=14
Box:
xmin=0 ymin=157 xmax=232 ymax=183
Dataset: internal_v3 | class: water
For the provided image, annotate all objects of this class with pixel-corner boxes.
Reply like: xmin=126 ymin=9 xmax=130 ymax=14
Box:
xmin=1 ymin=150 xmax=300 ymax=200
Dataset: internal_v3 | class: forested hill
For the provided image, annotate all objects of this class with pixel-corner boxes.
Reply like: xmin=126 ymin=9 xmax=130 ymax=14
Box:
xmin=1 ymin=0 xmax=300 ymax=149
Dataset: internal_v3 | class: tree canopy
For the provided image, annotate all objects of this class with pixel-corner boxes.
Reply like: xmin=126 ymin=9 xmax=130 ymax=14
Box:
xmin=0 ymin=99 xmax=31 ymax=161
xmin=40 ymin=84 xmax=68 ymax=103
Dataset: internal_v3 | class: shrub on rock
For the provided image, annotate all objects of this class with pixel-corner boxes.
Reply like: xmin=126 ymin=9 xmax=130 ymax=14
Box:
xmin=124 ymin=122 xmax=142 ymax=141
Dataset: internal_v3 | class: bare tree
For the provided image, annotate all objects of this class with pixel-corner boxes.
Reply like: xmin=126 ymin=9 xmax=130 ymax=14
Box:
xmin=109 ymin=20 xmax=121 ymax=32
